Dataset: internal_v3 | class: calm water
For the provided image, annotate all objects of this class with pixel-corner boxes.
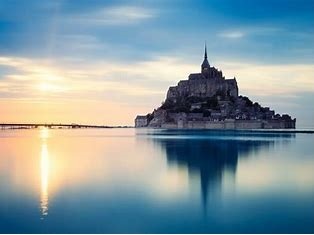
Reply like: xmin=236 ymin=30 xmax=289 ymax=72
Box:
xmin=0 ymin=128 xmax=313 ymax=233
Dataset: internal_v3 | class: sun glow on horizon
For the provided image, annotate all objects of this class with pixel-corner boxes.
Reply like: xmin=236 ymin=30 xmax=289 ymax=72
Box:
xmin=39 ymin=82 xmax=57 ymax=92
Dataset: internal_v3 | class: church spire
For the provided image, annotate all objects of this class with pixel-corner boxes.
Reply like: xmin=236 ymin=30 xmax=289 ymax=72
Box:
xmin=201 ymin=42 xmax=210 ymax=72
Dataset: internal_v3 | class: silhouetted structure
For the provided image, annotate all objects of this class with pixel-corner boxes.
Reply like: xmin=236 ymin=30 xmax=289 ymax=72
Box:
xmin=135 ymin=44 xmax=296 ymax=129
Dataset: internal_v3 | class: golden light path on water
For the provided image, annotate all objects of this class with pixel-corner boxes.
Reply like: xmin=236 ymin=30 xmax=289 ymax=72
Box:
xmin=40 ymin=128 xmax=49 ymax=218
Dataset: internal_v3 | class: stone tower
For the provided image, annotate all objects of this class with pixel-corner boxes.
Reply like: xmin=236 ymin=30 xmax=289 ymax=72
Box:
xmin=201 ymin=43 xmax=210 ymax=77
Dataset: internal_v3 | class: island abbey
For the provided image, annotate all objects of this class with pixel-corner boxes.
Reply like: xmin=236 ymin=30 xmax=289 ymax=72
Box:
xmin=135 ymin=45 xmax=296 ymax=129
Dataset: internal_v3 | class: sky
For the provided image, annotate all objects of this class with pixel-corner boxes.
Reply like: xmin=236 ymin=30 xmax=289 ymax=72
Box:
xmin=0 ymin=0 xmax=313 ymax=127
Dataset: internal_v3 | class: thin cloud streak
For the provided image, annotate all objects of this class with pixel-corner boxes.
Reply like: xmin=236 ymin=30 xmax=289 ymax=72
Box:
xmin=217 ymin=26 xmax=283 ymax=39
xmin=218 ymin=31 xmax=245 ymax=39
xmin=68 ymin=6 xmax=156 ymax=26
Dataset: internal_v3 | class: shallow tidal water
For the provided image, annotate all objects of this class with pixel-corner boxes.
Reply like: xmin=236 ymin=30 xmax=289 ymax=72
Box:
xmin=0 ymin=128 xmax=313 ymax=233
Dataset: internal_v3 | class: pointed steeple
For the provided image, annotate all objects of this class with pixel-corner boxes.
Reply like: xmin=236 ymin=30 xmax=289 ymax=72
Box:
xmin=204 ymin=42 xmax=207 ymax=59
xmin=201 ymin=42 xmax=210 ymax=72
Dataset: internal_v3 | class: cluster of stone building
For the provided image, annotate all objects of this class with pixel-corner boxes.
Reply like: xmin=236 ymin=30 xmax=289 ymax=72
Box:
xmin=135 ymin=45 xmax=296 ymax=129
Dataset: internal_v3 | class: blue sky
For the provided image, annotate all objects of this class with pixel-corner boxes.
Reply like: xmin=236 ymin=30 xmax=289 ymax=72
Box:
xmin=0 ymin=0 xmax=313 ymax=127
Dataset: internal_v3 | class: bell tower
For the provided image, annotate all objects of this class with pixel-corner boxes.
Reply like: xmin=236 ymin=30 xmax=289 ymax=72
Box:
xmin=201 ymin=43 xmax=210 ymax=76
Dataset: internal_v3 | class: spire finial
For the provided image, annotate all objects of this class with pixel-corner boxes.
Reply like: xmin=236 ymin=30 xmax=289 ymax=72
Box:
xmin=204 ymin=41 xmax=207 ymax=59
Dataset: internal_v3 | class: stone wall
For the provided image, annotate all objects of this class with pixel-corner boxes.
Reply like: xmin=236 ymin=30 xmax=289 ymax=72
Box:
xmin=205 ymin=121 xmax=225 ymax=129
xmin=263 ymin=119 xmax=296 ymax=129
xmin=235 ymin=120 xmax=262 ymax=129
xmin=161 ymin=123 xmax=180 ymax=129
xmin=135 ymin=116 xmax=148 ymax=127
xmin=166 ymin=75 xmax=238 ymax=101
xmin=150 ymin=119 xmax=295 ymax=129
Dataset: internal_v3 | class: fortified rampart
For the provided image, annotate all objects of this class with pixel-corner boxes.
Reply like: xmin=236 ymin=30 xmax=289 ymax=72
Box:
xmin=157 ymin=119 xmax=296 ymax=130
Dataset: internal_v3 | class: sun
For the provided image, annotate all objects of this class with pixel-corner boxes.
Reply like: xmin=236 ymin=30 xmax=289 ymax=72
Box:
xmin=39 ymin=82 xmax=52 ymax=92
xmin=37 ymin=72 xmax=64 ymax=93
xmin=38 ymin=82 xmax=63 ymax=93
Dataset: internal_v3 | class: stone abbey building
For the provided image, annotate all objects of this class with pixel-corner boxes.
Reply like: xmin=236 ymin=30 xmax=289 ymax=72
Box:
xmin=167 ymin=45 xmax=238 ymax=101
xmin=135 ymin=45 xmax=296 ymax=129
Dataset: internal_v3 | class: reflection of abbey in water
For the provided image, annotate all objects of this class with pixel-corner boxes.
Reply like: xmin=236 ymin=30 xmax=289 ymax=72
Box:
xmin=150 ymin=131 xmax=295 ymax=207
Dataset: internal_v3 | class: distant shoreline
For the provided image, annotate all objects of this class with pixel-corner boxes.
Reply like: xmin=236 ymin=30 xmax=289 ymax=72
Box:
xmin=0 ymin=124 xmax=133 ymax=130
xmin=1 ymin=125 xmax=314 ymax=134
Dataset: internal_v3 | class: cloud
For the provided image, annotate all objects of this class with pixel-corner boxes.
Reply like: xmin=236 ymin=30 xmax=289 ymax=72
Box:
xmin=103 ymin=6 xmax=155 ymax=21
xmin=217 ymin=26 xmax=283 ymax=39
xmin=218 ymin=31 xmax=245 ymax=39
xmin=218 ymin=61 xmax=314 ymax=96
xmin=0 ymin=55 xmax=195 ymax=104
xmin=70 ymin=6 xmax=156 ymax=25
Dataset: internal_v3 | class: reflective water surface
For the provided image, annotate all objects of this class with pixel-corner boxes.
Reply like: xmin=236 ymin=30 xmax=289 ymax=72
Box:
xmin=0 ymin=128 xmax=313 ymax=233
